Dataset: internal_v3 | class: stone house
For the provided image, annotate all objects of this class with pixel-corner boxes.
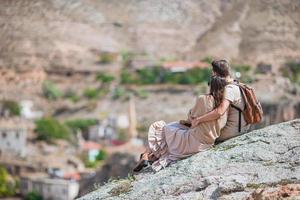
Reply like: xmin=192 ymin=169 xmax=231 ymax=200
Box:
xmin=0 ymin=118 xmax=27 ymax=157
xmin=81 ymin=141 xmax=102 ymax=162
xmin=20 ymin=172 xmax=79 ymax=200
xmin=88 ymin=114 xmax=129 ymax=142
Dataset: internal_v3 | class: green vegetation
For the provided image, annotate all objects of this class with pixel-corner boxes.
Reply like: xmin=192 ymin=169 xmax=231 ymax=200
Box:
xmin=120 ymin=69 xmax=139 ymax=84
xmin=99 ymin=53 xmax=115 ymax=64
xmin=1 ymin=100 xmax=21 ymax=116
xmin=134 ymin=89 xmax=149 ymax=99
xmin=232 ymin=64 xmax=251 ymax=74
xmin=120 ymin=67 xmax=211 ymax=85
xmin=25 ymin=191 xmax=43 ymax=200
xmin=108 ymin=174 xmax=136 ymax=196
xmin=112 ymin=87 xmax=127 ymax=100
xmin=120 ymin=50 xmax=134 ymax=68
xmin=84 ymin=160 xmax=97 ymax=168
xmin=83 ymin=149 xmax=107 ymax=168
xmin=117 ymin=128 xmax=128 ymax=142
xmin=64 ymin=89 xmax=80 ymax=103
xmin=83 ymin=87 xmax=107 ymax=99
xmin=137 ymin=67 xmax=161 ymax=84
xmin=232 ymin=64 xmax=254 ymax=84
xmin=108 ymin=179 xmax=133 ymax=196
xmin=42 ymin=81 xmax=62 ymax=100
xmin=246 ymin=183 xmax=263 ymax=189
xmin=96 ymin=72 xmax=115 ymax=84
xmin=281 ymin=61 xmax=300 ymax=85
xmin=201 ymin=56 xmax=213 ymax=64
xmin=35 ymin=117 xmax=70 ymax=142
xmin=96 ymin=149 xmax=108 ymax=161
xmin=65 ymin=118 xmax=98 ymax=134
xmin=0 ymin=166 xmax=16 ymax=198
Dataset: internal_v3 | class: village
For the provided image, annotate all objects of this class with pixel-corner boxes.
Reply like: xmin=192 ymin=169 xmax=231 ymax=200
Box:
xmin=0 ymin=55 xmax=220 ymax=199
xmin=1 ymin=48 xmax=300 ymax=199
xmin=1 ymin=52 xmax=300 ymax=200
xmin=0 ymin=97 xmax=146 ymax=199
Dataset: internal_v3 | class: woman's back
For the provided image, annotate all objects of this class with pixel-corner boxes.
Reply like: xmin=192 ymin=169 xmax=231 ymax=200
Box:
xmin=189 ymin=94 xmax=227 ymax=144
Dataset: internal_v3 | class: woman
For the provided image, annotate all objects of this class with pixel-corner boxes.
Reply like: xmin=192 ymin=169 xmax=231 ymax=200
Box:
xmin=134 ymin=76 xmax=228 ymax=172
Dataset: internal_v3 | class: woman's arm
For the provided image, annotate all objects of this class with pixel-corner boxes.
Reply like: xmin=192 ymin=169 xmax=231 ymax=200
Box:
xmin=191 ymin=99 xmax=230 ymax=128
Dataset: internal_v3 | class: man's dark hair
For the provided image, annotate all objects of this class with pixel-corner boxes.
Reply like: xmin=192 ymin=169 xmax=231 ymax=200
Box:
xmin=211 ymin=60 xmax=230 ymax=77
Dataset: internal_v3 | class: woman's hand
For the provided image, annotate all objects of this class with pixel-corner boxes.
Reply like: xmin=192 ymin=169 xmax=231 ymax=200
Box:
xmin=191 ymin=117 xmax=200 ymax=128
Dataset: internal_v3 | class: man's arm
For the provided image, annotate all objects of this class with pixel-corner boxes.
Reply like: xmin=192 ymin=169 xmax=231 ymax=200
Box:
xmin=191 ymin=99 xmax=230 ymax=128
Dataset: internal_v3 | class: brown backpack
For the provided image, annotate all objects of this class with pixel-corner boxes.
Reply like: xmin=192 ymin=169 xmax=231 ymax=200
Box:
xmin=231 ymin=81 xmax=263 ymax=132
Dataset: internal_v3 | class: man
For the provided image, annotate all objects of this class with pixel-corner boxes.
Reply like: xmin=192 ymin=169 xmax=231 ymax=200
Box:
xmin=191 ymin=59 xmax=250 ymax=141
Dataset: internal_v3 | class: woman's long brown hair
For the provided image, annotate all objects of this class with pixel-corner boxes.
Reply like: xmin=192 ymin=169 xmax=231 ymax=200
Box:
xmin=209 ymin=76 xmax=227 ymax=108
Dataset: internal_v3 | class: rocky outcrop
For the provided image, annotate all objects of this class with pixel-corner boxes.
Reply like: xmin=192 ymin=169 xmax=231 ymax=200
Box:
xmin=1 ymin=0 xmax=300 ymax=70
xmin=78 ymin=119 xmax=300 ymax=200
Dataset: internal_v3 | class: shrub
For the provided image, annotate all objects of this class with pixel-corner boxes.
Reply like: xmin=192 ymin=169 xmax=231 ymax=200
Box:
xmin=35 ymin=117 xmax=70 ymax=142
xmin=112 ymin=87 xmax=127 ymax=100
xmin=136 ymin=67 xmax=161 ymax=84
xmin=162 ymin=71 xmax=182 ymax=84
xmin=83 ymin=88 xmax=101 ymax=99
xmin=25 ymin=191 xmax=43 ymax=200
xmin=183 ymin=68 xmax=211 ymax=84
xmin=99 ymin=53 xmax=114 ymax=64
xmin=232 ymin=64 xmax=253 ymax=83
xmin=232 ymin=64 xmax=252 ymax=74
xmin=117 ymin=128 xmax=128 ymax=142
xmin=84 ymin=160 xmax=97 ymax=168
xmin=281 ymin=61 xmax=300 ymax=85
xmin=120 ymin=67 xmax=211 ymax=85
xmin=1 ymin=100 xmax=21 ymax=116
xmin=65 ymin=119 xmax=98 ymax=134
xmin=0 ymin=166 xmax=16 ymax=198
xmin=120 ymin=69 xmax=139 ymax=84
xmin=96 ymin=149 xmax=107 ymax=161
xmin=120 ymin=50 xmax=134 ymax=68
xmin=42 ymin=81 xmax=62 ymax=100
xmin=135 ymin=89 xmax=149 ymax=99
xmin=96 ymin=72 xmax=115 ymax=84
xmin=162 ymin=68 xmax=211 ymax=85
xmin=64 ymin=89 xmax=80 ymax=103
xmin=201 ymin=56 xmax=214 ymax=64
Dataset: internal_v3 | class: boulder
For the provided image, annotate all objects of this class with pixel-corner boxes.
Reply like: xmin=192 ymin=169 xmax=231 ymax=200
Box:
xmin=79 ymin=119 xmax=300 ymax=200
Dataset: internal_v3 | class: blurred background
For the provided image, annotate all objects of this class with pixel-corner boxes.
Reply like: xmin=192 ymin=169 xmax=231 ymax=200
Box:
xmin=0 ymin=0 xmax=300 ymax=199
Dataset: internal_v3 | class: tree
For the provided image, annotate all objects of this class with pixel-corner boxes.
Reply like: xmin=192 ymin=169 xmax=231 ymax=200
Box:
xmin=0 ymin=166 xmax=16 ymax=197
xmin=35 ymin=117 xmax=70 ymax=142
xmin=25 ymin=191 xmax=43 ymax=200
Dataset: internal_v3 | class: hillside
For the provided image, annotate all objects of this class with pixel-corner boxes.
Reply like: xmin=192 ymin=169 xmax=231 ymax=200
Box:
xmin=79 ymin=119 xmax=300 ymax=200
xmin=1 ymin=0 xmax=300 ymax=70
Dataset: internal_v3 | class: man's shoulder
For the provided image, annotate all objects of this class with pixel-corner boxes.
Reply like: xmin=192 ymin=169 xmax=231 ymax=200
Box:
xmin=225 ymin=83 xmax=239 ymax=90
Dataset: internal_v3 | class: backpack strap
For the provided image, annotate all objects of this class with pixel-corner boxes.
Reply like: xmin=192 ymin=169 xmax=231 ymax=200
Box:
xmin=231 ymin=104 xmax=242 ymax=132
xmin=229 ymin=80 xmax=243 ymax=132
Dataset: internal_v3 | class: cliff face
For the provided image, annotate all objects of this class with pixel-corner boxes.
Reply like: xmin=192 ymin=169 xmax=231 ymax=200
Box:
xmin=78 ymin=119 xmax=300 ymax=200
xmin=1 ymin=0 xmax=300 ymax=70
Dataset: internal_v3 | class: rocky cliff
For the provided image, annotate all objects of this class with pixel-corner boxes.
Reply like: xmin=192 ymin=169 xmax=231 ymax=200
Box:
xmin=78 ymin=119 xmax=300 ymax=200
xmin=1 ymin=0 xmax=300 ymax=70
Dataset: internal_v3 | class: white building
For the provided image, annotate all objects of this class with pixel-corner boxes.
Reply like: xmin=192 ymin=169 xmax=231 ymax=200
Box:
xmin=20 ymin=173 xmax=79 ymax=200
xmin=20 ymin=100 xmax=43 ymax=119
xmin=0 ymin=118 xmax=27 ymax=157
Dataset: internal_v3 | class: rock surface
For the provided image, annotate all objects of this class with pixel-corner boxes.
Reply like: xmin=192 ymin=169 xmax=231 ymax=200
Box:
xmin=1 ymin=0 xmax=300 ymax=69
xmin=78 ymin=119 xmax=300 ymax=200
